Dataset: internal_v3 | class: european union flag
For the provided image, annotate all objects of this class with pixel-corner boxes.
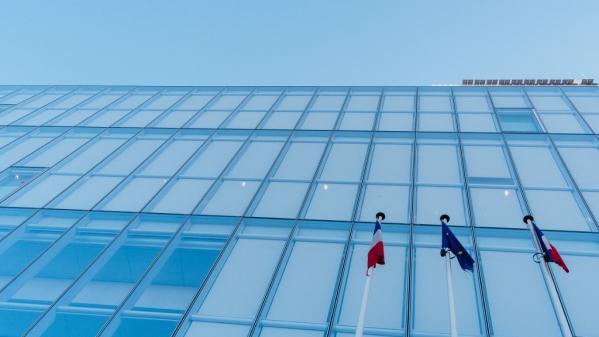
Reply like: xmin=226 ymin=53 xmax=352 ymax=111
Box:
xmin=440 ymin=215 xmax=474 ymax=272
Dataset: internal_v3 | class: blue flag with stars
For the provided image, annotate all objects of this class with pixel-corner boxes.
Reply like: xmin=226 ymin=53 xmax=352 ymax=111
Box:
xmin=441 ymin=222 xmax=474 ymax=272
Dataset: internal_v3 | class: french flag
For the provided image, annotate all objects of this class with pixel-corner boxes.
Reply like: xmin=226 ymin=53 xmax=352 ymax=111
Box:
xmin=367 ymin=216 xmax=385 ymax=273
xmin=532 ymin=222 xmax=569 ymax=273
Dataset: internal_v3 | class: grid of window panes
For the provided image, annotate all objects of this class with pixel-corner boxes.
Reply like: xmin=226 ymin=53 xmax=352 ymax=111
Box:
xmin=0 ymin=85 xmax=597 ymax=337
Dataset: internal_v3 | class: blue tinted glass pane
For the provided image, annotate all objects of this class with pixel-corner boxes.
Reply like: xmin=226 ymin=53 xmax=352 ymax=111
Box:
xmin=225 ymin=111 xmax=266 ymax=129
xmin=529 ymin=95 xmax=571 ymax=111
xmin=201 ymin=180 xmax=260 ymax=216
xmin=266 ymin=241 xmax=345 ymax=324
xmin=359 ymin=185 xmax=409 ymax=223
xmin=509 ymin=146 xmax=567 ymax=188
xmin=346 ymin=95 xmax=379 ymax=112
xmin=147 ymin=179 xmax=213 ymax=214
xmin=97 ymin=139 xmax=164 ymax=175
xmin=57 ymin=138 xmax=128 ymax=174
xmin=320 ymin=143 xmax=368 ymax=181
xmin=253 ymin=182 xmax=309 ymax=218
xmin=300 ymin=112 xmax=339 ymax=130
xmin=417 ymin=144 xmax=460 ymax=184
xmin=4 ymin=174 xmax=79 ymax=208
xmin=497 ymin=111 xmax=540 ymax=132
xmin=525 ymin=190 xmax=591 ymax=231
xmin=458 ymin=114 xmax=497 ymax=132
xmin=382 ymin=95 xmax=414 ymax=112
xmin=99 ymin=178 xmax=166 ymax=212
xmin=22 ymin=137 xmax=89 ymax=167
xmin=416 ymin=187 xmax=467 ymax=226
xmin=305 ymin=183 xmax=358 ymax=221
xmin=183 ymin=140 xmax=243 ymax=178
xmin=311 ymin=95 xmax=345 ymax=111
xmin=276 ymin=95 xmax=311 ymax=110
xmin=274 ymin=142 xmax=326 ymax=180
xmin=198 ymin=236 xmax=286 ymax=318
xmin=53 ymin=176 xmax=123 ymax=210
xmin=339 ymin=113 xmax=375 ymax=130
xmin=141 ymin=140 xmax=203 ymax=176
xmin=455 ymin=96 xmax=491 ymax=112
xmin=378 ymin=113 xmax=413 ymax=131
xmin=262 ymin=111 xmax=302 ymax=129
xmin=368 ymin=143 xmax=411 ymax=183
xmin=419 ymin=96 xmax=452 ymax=112
xmin=470 ymin=188 xmax=524 ymax=228
xmin=227 ymin=141 xmax=284 ymax=179
xmin=539 ymin=114 xmax=585 ymax=133
xmin=188 ymin=110 xmax=231 ymax=128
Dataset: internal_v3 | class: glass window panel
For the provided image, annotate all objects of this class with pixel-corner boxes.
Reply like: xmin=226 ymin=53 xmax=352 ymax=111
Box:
xmin=529 ymin=95 xmax=571 ymax=111
xmin=267 ymin=241 xmax=344 ymax=323
xmin=339 ymin=113 xmax=375 ymax=130
xmin=277 ymin=96 xmax=312 ymax=111
xmin=209 ymin=95 xmax=246 ymax=110
xmin=0 ymin=93 xmax=34 ymax=104
xmin=418 ymin=113 xmax=455 ymax=132
xmin=580 ymin=114 xmax=599 ymax=132
xmin=241 ymin=95 xmax=278 ymax=110
xmin=224 ymin=111 xmax=266 ymax=129
xmin=152 ymin=110 xmax=197 ymax=128
xmin=305 ymin=183 xmax=358 ymax=221
xmin=300 ymin=112 xmax=339 ymax=130
xmin=463 ymin=145 xmax=510 ymax=180
xmin=276 ymin=95 xmax=311 ymax=111
xmin=112 ymin=95 xmax=153 ymax=109
xmin=141 ymin=140 xmax=203 ymax=176
xmin=368 ymin=143 xmax=411 ymax=183
xmin=359 ymin=185 xmax=409 ymax=223
xmin=52 ymin=176 xmax=123 ymax=210
xmin=4 ymin=174 xmax=79 ymax=208
xmin=417 ymin=144 xmax=460 ymax=184
xmin=558 ymin=147 xmax=599 ymax=189
xmin=147 ymin=178 xmax=213 ymax=214
xmin=470 ymin=188 xmax=524 ymax=228
xmin=455 ymin=96 xmax=491 ymax=113
xmin=539 ymin=114 xmax=585 ymax=133
xmin=144 ymin=95 xmax=182 ymax=109
xmin=227 ymin=141 xmax=284 ymax=179
xmin=16 ymin=109 xmax=67 ymax=126
xmin=525 ymin=190 xmax=591 ymax=231
xmin=497 ymin=110 xmax=541 ymax=132
xmin=262 ymin=111 xmax=302 ymax=129
xmin=20 ymin=94 xmax=62 ymax=108
xmin=188 ymin=110 xmax=231 ymax=128
xmin=458 ymin=114 xmax=497 ymax=132
xmin=80 ymin=94 xmax=122 ymax=109
xmin=419 ymin=96 xmax=452 ymax=112
xmin=552 ymin=246 xmax=599 ymax=337
xmin=118 ymin=110 xmax=164 ymax=127
xmin=568 ymin=95 xmax=599 ymax=113
xmin=491 ymin=95 xmax=530 ymax=108
xmin=413 ymin=244 xmax=481 ymax=336
xmin=479 ymin=248 xmax=561 ymax=337
xmin=198 ymin=238 xmax=286 ymax=319
xmin=253 ymin=182 xmax=309 ymax=218
xmin=184 ymin=141 xmax=243 ymax=178
xmin=185 ymin=322 xmax=250 ymax=337
xmin=201 ymin=180 xmax=260 ymax=216
xmin=99 ymin=177 xmax=166 ymax=212
xmin=311 ymin=95 xmax=345 ymax=111
xmin=274 ymin=142 xmax=326 ymax=180
xmin=0 ymin=137 xmax=53 ymax=172
xmin=176 ymin=95 xmax=214 ymax=110
xmin=382 ymin=95 xmax=414 ymax=112
xmin=0 ymin=108 xmax=35 ymax=125
xmin=48 ymin=109 xmax=97 ymax=126
xmin=84 ymin=109 xmax=131 ymax=127
xmin=57 ymin=138 xmax=128 ymax=174
xmin=97 ymin=139 xmax=164 ymax=175
xmin=346 ymin=95 xmax=379 ymax=112
xmin=378 ymin=113 xmax=413 ymax=131
xmin=259 ymin=327 xmax=323 ymax=337
xmin=583 ymin=192 xmax=599 ymax=221
xmin=509 ymin=146 xmax=567 ymax=188
xmin=416 ymin=186 xmax=467 ymax=226
xmin=22 ymin=137 xmax=88 ymax=167
xmin=320 ymin=143 xmax=368 ymax=181
xmin=338 ymin=243 xmax=405 ymax=331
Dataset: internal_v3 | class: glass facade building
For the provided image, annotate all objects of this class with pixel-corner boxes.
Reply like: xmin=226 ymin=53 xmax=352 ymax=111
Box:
xmin=0 ymin=85 xmax=597 ymax=337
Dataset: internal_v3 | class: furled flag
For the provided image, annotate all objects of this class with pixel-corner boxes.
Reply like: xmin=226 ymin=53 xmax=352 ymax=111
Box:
xmin=532 ymin=222 xmax=570 ymax=273
xmin=367 ymin=212 xmax=386 ymax=272
xmin=440 ymin=215 xmax=474 ymax=272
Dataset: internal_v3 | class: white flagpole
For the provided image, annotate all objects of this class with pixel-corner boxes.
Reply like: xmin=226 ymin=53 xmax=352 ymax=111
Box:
xmin=442 ymin=216 xmax=459 ymax=337
xmin=524 ymin=216 xmax=573 ymax=337
xmin=355 ymin=267 xmax=373 ymax=337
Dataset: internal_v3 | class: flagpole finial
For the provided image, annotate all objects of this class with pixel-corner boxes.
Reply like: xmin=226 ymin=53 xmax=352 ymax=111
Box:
xmin=376 ymin=212 xmax=386 ymax=221
xmin=440 ymin=214 xmax=450 ymax=223
xmin=523 ymin=215 xmax=534 ymax=223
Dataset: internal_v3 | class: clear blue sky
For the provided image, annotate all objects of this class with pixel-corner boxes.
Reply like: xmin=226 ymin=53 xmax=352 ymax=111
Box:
xmin=1 ymin=0 xmax=597 ymax=86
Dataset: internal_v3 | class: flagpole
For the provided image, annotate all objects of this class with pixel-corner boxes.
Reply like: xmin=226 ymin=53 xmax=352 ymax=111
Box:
xmin=441 ymin=216 xmax=459 ymax=337
xmin=355 ymin=213 xmax=384 ymax=337
xmin=355 ymin=267 xmax=372 ymax=337
xmin=523 ymin=215 xmax=573 ymax=337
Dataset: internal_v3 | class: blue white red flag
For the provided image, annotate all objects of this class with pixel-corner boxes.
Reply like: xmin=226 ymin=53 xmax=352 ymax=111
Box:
xmin=367 ymin=219 xmax=385 ymax=273
xmin=532 ymin=222 xmax=569 ymax=273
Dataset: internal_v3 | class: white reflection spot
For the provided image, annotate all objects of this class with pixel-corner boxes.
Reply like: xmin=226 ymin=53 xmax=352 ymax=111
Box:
xmin=503 ymin=190 xmax=510 ymax=197
xmin=323 ymin=184 xmax=329 ymax=191
xmin=241 ymin=181 xmax=247 ymax=188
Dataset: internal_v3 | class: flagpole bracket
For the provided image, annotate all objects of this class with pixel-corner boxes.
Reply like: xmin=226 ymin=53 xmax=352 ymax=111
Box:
xmin=523 ymin=215 xmax=534 ymax=224
xmin=376 ymin=212 xmax=386 ymax=221
xmin=532 ymin=252 xmax=544 ymax=263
